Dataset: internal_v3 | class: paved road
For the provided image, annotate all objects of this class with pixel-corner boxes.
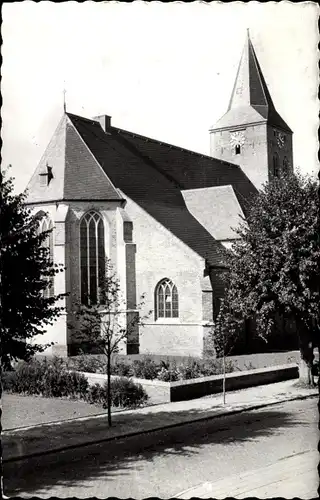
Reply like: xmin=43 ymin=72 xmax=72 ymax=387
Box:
xmin=4 ymin=398 xmax=318 ymax=498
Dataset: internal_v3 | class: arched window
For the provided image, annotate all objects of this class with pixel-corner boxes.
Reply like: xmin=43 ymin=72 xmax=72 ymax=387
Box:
xmin=155 ymin=278 xmax=179 ymax=319
xmin=80 ymin=211 xmax=105 ymax=305
xmin=273 ymin=153 xmax=279 ymax=177
xmin=38 ymin=216 xmax=54 ymax=298
xmin=235 ymin=144 xmax=241 ymax=155
xmin=283 ymin=156 xmax=288 ymax=173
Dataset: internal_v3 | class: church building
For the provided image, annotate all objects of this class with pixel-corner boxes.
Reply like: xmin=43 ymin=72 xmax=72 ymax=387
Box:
xmin=25 ymin=32 xmax=293 ymax=357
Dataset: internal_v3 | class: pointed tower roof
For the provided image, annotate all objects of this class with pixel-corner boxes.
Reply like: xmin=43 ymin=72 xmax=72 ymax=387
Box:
xmin=211 ymin=31 xmax=292 ymax=132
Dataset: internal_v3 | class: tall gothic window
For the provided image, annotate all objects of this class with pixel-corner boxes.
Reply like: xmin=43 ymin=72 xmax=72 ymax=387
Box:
xmin=38 ymin=216 xmax=54 ymax=299
xmin=283 ymin=156 xmax=289 ymax=173
xmin=155 ymin=278 xmax=179 ymax=319
xmin=80 ymin=211 xmax=105 ymax=305
xmin=273 ymin=153 xmax=279 ymax=178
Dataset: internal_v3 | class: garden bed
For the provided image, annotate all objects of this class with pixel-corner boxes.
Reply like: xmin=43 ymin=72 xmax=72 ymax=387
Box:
xmin=79 ymin=363 xmax=299 ymax=404
xmin=66 ymin=350 xmax=301 ymax=379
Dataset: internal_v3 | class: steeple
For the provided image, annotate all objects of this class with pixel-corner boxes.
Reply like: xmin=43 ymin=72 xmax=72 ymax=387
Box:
xmin=63 ymin=88 xmax=67 ymax=114
xmin=209 ymin=31 xmax=293 ymax=191
xmin=212 ymin=31 xmax=292 ymax=132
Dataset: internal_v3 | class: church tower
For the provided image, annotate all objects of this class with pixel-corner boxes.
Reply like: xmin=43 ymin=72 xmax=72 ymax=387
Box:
xmin=210 ymin=31 xmax=293 ymax=190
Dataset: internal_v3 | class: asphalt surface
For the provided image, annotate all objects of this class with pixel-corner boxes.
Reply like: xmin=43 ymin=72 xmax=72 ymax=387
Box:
xmin=4 ymin=398 xmax=318 ymax=499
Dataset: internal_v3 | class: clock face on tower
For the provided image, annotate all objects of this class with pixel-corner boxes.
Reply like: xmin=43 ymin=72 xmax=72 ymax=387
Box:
xmin=229 ymin=131 xmax=246 ymax=147
xmin=275 ymin=130 xmax=286 ymax=149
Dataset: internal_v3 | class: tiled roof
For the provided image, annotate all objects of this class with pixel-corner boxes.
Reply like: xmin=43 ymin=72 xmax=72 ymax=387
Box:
xmin=64 ymin=119 xmax=122 ymax=200
xmin=109 ymin=125 xmax=257 ymax=218
xmin=182 ymin=185 xmax=245 ymax=241
xmin=67 ymin=113 xmax=231 ymax=268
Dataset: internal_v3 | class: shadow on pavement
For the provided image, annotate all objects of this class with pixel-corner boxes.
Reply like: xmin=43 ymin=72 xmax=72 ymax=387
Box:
xmin=3 ymin=403 xmax=313 ymax=498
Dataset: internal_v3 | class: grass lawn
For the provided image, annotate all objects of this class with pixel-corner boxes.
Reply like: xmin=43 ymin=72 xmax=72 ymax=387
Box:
xmin=2 ymin=393 xmax=120 ymax=431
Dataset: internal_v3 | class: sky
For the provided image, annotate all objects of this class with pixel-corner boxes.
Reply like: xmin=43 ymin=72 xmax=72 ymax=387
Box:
xmin=2 ymin=1 xmax=319 ymax=193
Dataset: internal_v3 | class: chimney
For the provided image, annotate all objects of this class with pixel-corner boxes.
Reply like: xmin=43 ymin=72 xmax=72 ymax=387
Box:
xmin=94 ymin=114 xmax=112 ymax=132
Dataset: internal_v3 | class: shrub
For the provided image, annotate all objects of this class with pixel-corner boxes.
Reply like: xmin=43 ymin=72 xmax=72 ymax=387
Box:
xmin=131 ymin=357 xmax=160 ymax=380
xmin=155 ymin=360 xmax=179 ymax=382
xmin=198 ymin=358 xmax=236 ymax=377
xmin=85 ymin=378 xmax=148 ymax=408
xmin=111 ymin=377 xmax=148 ymax=408
xmin=7 ymin=358 xmax=47 ymax=395
xmin=2 ymin=371 xmax=18 ymax=392
xmin=3 ymin=357 xmax=88 ymax=399
xmin=111 ymin=360 xmax=133 ymax=377
xmin=177 ymin=359 xmax=203 ymax=380
xmin=67 ymin=354 xmax=106 ymax=374
xmin=85 ymin=383 xmax=105 ymax=405
xmin=156 ymin=366 xmax=180 ymax=382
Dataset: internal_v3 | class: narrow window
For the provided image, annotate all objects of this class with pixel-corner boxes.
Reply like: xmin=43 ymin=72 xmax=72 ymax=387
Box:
xmin=38 ymin=216 xmax=54 ymax=298
xmin=80 ymin=211 xmax=105 ymax=305
xmin=235 ymin=144 xmax=241 ymax=155
xmin=283 ymin=156 xmax=288 ymax=172
xmin=155 ymin=279 xmax=179 ymax=319
xmin=273 ymin=153 xmax=279 ymax=177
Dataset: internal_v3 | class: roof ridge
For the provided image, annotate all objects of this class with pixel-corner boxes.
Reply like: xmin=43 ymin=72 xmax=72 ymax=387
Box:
xmin=182 ymin=184 xmax=233 ymax=193
xmin=66 ymin=111 xmax=244 ymax=170
xmin=112 ymin=125 xmax=242 ymax=169
xmin=66 ymin=112 xmax=99 ymax=125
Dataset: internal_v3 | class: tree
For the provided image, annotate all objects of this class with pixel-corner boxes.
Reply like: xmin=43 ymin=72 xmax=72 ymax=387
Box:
xmin=0 ymin=167 xmax=65 ymax=497
xmin=0 ymin=168 xmax=65 ymax=367
xmin=73 ymin=259 xmax=151 ymax=427
xmin=225 ymin=171 xmax=320 ymax=385
xmin=207 ymin=297 xmax=240 ymax=404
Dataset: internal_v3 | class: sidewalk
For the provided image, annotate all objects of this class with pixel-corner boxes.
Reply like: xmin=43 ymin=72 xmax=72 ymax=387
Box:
xmin=3 ymin=379 xmax=318 ymax=463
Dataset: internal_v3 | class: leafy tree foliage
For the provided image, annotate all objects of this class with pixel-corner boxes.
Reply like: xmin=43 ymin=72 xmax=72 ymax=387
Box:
xmin=0 ymin=168 xmax=65 ymax=368
xmin=72 ymin=259 xmax=151 ymax=426
xmin=225 ymin=171 xmax=320 ymax=384
xmin=0 ymin=167 xmax=66 ymax=498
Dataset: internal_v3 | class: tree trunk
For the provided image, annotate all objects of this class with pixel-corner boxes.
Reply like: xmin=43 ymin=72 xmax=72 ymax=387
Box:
xmin=297 ymin=318 xmax=315 ymax=386
xmin=318 ymin=346 xmax=320 ymax=498
xmin=0 ymin=367 xmax=8 ymax=499
xmin=222 ymin=353 xmax=226 ymax=405
xmin=107 ymin=352 xmax=112 ymax=427
xmin=299 ymin=344 xmax=315 ymax=386
xmin=0 ymin=368 xmax=3 ymax=498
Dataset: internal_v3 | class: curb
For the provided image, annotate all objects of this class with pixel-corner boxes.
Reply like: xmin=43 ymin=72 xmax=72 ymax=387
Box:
xmin=3 ymin=392 xmax=317 ymax=464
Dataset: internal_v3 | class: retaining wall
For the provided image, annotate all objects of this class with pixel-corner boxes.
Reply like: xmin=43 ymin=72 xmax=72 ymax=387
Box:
xmin=79 ymin=363 xmax=299 ymax=405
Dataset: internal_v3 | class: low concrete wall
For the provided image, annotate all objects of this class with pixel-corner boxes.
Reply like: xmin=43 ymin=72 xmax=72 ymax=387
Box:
xmin=169 ymin=363 xmax=298 ymax=402
xmin=79 ymin=363 xmax=298 ymax=405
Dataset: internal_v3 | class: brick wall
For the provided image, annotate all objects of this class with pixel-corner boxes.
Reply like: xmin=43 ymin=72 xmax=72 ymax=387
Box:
xmin=123 ymin=195 xmax=207 ymax=357
xmin=210 ymin=124 xmax=270 ymax=191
